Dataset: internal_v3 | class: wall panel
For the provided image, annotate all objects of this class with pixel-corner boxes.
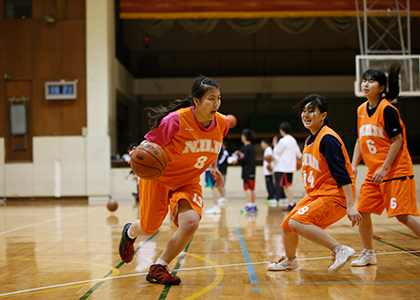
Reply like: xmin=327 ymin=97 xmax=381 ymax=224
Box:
xmin=61 ymin=78 xmax=86 ymax=135
xmin=33 ymin=21 xmax=63 ymax=78
xmin=61 ymin=21 xmax=86 ymax=77
xmin=3 ymin=20 xmax=34 ymax=78
xmin=32 ymin=78 xmax=62 ymax=136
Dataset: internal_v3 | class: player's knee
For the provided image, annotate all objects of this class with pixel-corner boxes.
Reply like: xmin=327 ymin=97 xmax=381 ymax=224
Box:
xmin=288 ymin=219 xmax=299 ymax=232
xmin=181 ymin=218 xmax=199 ymax=235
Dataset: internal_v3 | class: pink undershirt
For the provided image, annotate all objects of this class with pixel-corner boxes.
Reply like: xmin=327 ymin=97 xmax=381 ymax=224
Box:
xmin=145 ymin=106 xmax=228 ymax=146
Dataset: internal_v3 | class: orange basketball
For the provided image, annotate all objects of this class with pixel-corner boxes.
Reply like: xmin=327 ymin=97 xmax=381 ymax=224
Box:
xmin=107 ymin=199 xmax=118 ymax=212
xmin=227 ymin=114 xmax=237 ymax=128
xmin=130 ymin=141 xmax=168 ymax=180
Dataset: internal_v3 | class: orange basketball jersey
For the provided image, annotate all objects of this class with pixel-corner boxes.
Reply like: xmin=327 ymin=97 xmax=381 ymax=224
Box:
xmin=356 ymin=100 xmax=413 ymax=180
xmin=302 ymin=126 xmax=355 ymax=204
xmin=157 ymin=107 xmax=228 ymax=190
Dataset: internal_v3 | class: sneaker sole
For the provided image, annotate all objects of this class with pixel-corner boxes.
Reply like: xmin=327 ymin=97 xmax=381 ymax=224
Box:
xmin=350 ymin=261 xmax=377 ymax=267
xmin=267 ymin=267 xmax=298 ymax=271
xmin=146 ymin=274 xmax=181 ymax=285
xmin=328 ymin=250 xmax=355 ymax=273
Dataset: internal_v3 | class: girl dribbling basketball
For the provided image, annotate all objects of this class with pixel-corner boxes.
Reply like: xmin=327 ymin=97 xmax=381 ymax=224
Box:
xmin=119 ymin=76 xmax=229 ymax=285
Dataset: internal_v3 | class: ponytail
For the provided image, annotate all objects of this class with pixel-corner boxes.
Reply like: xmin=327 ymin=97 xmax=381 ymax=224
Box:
xmin=385 ymin=63 xmax=401 ymax=101
xmin=146 ymin=96 xmax=194 ymax=130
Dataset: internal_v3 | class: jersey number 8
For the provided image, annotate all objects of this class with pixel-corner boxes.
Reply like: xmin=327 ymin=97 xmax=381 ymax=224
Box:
xmin=194 ymin=156 xmax=208 ymax=169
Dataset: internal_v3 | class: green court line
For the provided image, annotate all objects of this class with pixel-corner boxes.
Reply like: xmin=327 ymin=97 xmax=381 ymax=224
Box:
xmin=158 ymin=238 xmax=194 ymax=300
xmin=78 ymin=229 xmax=161 ymax=300
xmin=376 ymin=225 xmax=419 ymax=239
xmin=342 ymin=225 xmax=420 ymax=258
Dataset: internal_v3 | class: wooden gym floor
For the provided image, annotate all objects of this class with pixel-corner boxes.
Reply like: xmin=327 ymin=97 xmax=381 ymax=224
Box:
xmin=0 ymin=196 xmax=419 ymax=300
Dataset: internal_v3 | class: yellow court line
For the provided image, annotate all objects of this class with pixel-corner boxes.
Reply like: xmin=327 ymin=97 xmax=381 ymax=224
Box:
xmin=177 ymin=252 xmax=224 ymax=300
xmin=0 ymin=247 xmax=223 ymax=299
xmin=0 ymin=257 xmax=120 ymax=298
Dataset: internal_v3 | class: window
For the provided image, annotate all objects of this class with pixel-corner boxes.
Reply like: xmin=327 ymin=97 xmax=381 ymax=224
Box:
xmin=5 ymin=0 xmax=32 ymax=19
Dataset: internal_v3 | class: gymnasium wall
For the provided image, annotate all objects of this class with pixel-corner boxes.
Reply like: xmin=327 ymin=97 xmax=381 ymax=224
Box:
xmin=0 ymin=0 xmax=87 ymax=162
xmin=111 ymin=164 xmax=420 ymax=202
xmin=0 ymin=0 xmax=115 ymax=199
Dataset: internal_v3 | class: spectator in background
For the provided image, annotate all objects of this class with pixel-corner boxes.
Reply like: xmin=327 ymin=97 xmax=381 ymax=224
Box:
xmin=232 ymin=129 xmax=257 ymax=214
xmin=261 ymin=139 xmax=276 ymax=205
xmin=273 ymin=122 xmax=302 ymax=211
xmin=204 ymin=166 xmax=221 ymax=214
xmin=217 ymin=142 xmax=229 ymax=204
xmin=271 ymin=136 xmax=286 ymax=204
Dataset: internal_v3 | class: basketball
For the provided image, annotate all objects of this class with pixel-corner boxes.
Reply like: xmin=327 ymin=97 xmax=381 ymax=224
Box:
xmin=107 ymin=199 xmax=118 ymax=212
xmin=227 ymin=114 xmax=237 ymax=128
xmin=130 ymin=141 xmax=168 ymax=180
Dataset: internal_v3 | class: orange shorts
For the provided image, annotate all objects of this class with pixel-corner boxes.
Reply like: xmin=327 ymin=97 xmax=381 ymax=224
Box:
xmin=138 ymin=178 xmax=204 ymax=234
xmin=282 ymin=195 xmax=347 ymax=233
xmin=357 ymin=176 xmax=419 ymax=218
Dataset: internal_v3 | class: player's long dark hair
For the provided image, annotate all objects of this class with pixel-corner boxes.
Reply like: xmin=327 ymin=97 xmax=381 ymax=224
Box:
xmin=362 ymin=63 xmax=401 ymax=101
xmin=295 ymin=94 xmax=330 ymax=126
xmin=146 ymin=76 xmax=221 ymax=130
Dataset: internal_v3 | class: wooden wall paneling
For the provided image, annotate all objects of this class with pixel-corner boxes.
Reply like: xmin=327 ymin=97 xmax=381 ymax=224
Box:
xmin=32 ymin=78 xmax=62 ymax=136
xmin=33 ymin=21 xmax=62 ymax=78
xmin=3 ymin=20 xmax=34 ymax=78
xmin=32 ymin=0 xmax=57 ymax=21
xmin=61 ymin=77 xmax=86 ymax=135
xmin=5 ymin=80 xmax=33 ymax=162
xmin=66 ymin=0 xmax=85 ymax=20
xmin=61 ymin=21 xmax=85 ymax=77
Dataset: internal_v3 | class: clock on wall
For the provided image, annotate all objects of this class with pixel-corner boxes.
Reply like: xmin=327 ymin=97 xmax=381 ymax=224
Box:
xmin=45 ymin=80 xmax=77 ymax=100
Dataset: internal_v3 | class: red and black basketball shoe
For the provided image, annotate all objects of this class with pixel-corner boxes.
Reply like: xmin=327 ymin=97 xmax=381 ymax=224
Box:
xmin=146 ymin=264 xmax=181 ymax=285
xmin=119 ymin=223 xmax=136 ymax=263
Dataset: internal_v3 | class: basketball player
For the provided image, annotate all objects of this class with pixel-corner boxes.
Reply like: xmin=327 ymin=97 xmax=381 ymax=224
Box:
xmin=273 ymin=122 xmax=302 ymax=211
xmin=260 ymin=138 xmax=276 ymax=203
xmin=119 ymin=76 xmax=229 ymax=285
xmin=351 ymin=65 xmax=420 ymax=267
xmin=231 ymin=129 xmax=257 ymax=214
xmin=268 ymin=94 xmax=362 ymax=273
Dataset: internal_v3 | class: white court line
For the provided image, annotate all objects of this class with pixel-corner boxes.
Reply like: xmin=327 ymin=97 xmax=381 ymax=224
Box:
xmin=0 ymin=250 xmax=418 ymax=297
xmin=0 ymin=207 xmax=101 ymax=236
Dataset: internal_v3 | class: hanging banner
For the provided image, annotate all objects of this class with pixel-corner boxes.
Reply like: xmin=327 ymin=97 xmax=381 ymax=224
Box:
xmin=120 ymin=0 xmax=420 ymax=19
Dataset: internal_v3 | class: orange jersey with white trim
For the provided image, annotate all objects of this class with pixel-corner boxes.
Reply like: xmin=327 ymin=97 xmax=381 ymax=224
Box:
xmin=302 ymin=126 xmax=355 ymax=203
xmin=357 ymin=100 xmax=413 ymax=180
xmin=157 ymin=107 xmax=228 ymax=190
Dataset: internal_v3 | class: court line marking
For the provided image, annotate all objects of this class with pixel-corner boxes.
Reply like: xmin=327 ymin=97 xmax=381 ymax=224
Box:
xmin=229 ymin=206 xmax=259 ymax=285
xmin=178 ymin=253 xmax=224 ymax=300
xmin=1 ymin=250 xmax=418 ymax=297
xmin=78 ymin=229 xmax=161 ymax=300
xmin=0 ymin=258 xmax=120 ymax=298
xmin=0 ymin=207 xmax=101 ymax=236
xmin=342 ymin=224 xmax=420 ymax=257
xmin=159 ymin=238 xmax=193 ymax=300
xmin=376 ymin=224 xmax=419 ymax=239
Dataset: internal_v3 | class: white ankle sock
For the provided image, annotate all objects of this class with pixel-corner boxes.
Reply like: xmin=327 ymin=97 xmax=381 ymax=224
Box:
xmin=127 ymin=226 xmax=136 ymax=239
xmin=156 ymin=258 xmax=168 ymax=266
